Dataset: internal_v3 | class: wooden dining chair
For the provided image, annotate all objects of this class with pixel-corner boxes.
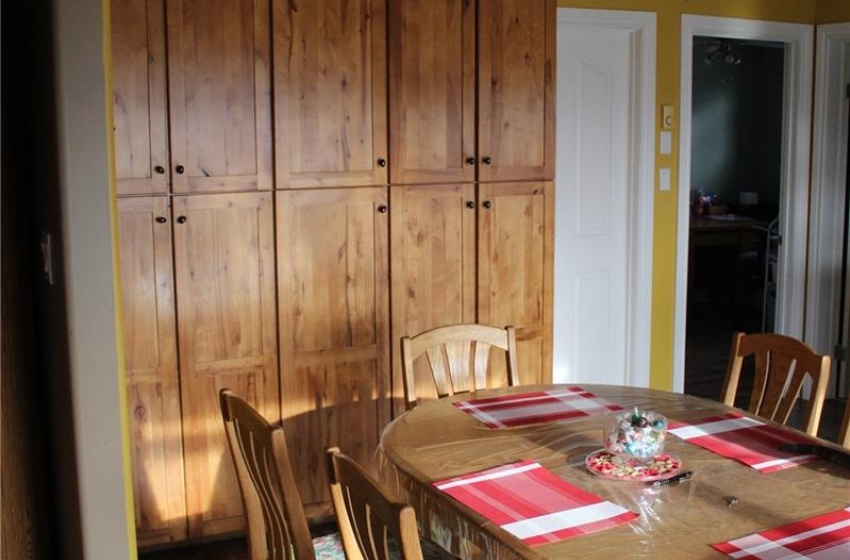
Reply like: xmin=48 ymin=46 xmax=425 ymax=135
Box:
xmin=325 ymin=447 xmax=453 ymax=560
xmin=720 ymin=332 xmax=831 ymax=436
xmin=839 ymin=397 xmax=850 ymax=449
xmin=401 ymin=323 xmax=519 ymax=410
xmin=219 ymin=389 xmax=343 ymax=560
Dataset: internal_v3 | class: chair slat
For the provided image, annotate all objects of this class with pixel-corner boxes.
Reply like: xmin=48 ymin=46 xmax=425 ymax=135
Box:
xmin=219 ymin=389 xmax=317 ymax=560
xmin=721 ymin=332 xmax=831 ymax=437
xmin=326 ymin=447 xmax=427 ymax=560
xmin=401 ymin=323 xmax=519 ymax=410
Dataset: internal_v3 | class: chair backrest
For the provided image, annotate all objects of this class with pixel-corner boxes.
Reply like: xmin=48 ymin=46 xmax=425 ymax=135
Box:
xmin=325 ymin=447 xmax=424 ymax=560
xmin=401 ymin=323 xmax=519 ymax=410
xmin=219 ymin=389 xmax=315 ymax=560
xmin=840 ymin=397 xmax=850 ymax=449
xmin=720 ymin=332 xmax=831 ymax=436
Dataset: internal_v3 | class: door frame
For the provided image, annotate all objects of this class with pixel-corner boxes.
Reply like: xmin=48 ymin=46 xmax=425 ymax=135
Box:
xmin=674 ymin=15 xmax=814 ymax=392
xmin=807 ymin=23 xmax=850 ymax=397
xmin=554 ymin=8 xmax=656 ymax=387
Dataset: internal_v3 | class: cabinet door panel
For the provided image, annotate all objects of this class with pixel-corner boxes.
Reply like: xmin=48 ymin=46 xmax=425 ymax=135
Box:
xmin=478 ymin=182 xmax=553 ymax=384
xmin=277 ymin=188 xmax=389 ymax=508
xmin=478 ymin=0 xmax=555 ymax=182
xmin=275 ymin=0 xmax=387 ymax=188
xmin=388 ymin=0 xmax=475 ymax=185
xmin=167 ymin=0 xmax=272 ymax=193
xmin=111 ymin=0 xmax=168 ymax=195
xmin=172 ymin=193 xmax=278 ymax=538
xmin=117 ymin=197 xmax=186 ymax=545
xmin=389 ymin=184 xmax=476 ymax=410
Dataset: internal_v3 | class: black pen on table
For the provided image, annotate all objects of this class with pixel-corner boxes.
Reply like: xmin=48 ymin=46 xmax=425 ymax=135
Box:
xmin=648 ymin=470 xmax=693 ymax=487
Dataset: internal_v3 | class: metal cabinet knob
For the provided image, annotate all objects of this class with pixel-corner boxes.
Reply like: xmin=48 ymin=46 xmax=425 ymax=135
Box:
xmin=377 ymin=158 xmax=387 ymax=168
xmin=175 ymin=164 xmax=185 ymax=174
xmin=377 ymin=205 xmax=388 ymax=214
xmin=155 ymin=216 xmax=167 ymax=224
xmin=154 ymin=165 xmax=166 ymax=174
xmin=176 ymin=216 xmax=187 ymax=224
xmin=466 ymin=200 xmax=475 ymax=209
xmin=466 ymin=157 xmax=476 ymax=166
xmin=482 ymin=156 xmax=492 ymax=165
xmin=482 ymin=200 xmax=491 ymax=209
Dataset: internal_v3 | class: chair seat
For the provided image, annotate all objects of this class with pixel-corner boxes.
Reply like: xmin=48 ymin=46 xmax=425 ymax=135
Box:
xmin=311 ymin=530 xmax=454 ymax=560
xmin=419 ymin=538 xmax=457 ymax=559
xmin=312 ymin=532 xmax=345 ymax=559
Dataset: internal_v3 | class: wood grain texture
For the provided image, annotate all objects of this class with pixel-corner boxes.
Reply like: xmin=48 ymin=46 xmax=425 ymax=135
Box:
xmin=389 ymin=184 xmax=476 ymax=409
xmin=477 ymin=0 xmax=555 ymax=182
xmin=111 ymin=0 xmax=169 ymax=195
xmin=478 ymin=182 xmax=553 ymax=386
xmin=274 ymin=0 xmax=388 ymax=188
xmin=388 ymin=0 xmax=475 ymax=185
xmin=401 ymin=324 xmax=519 ymax=410
xmin=167 ymin=0 xmax=272 ymax=193
xmin=117 ymin=197 xmax=187 ymax=546
xmin=721 ymin=332 xmax=831 ymax=437
xmin=172 ymin=193 xmax=279 ymax=538
xmin=277 ymin=188 xmax=390 ymax=507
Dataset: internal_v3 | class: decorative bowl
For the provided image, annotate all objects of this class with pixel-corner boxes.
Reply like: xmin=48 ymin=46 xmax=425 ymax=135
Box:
xmin=603 ymin=409 xmax=667 ymax=466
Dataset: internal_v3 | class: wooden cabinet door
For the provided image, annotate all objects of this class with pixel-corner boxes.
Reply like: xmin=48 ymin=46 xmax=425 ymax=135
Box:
xmin=172 ymin=192 xmax=278 ymax=538
xmin=478 ymin=182 xmax=553 ymax=385
xmin=389 ymin=184 xmax=476 ymax=410
xmin=388 ymin=0 xmax=475 ymax=185
xmin=274 ymin=0 xmax=388 ymax=189
xmin=111 ymin=0 xmax=168 ymax=195
xmin=166 ymin=0 xmax=272 ymax=193
xmin=477 ymin=0 xmax=555 ymax=182
xmin=116 ymin=197 xmax=186 ymax=545
xmin=277 ymin=188 xmax=389 ymax=515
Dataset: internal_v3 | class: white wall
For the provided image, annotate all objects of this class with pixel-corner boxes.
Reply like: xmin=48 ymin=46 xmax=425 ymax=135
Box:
xmin=54 ymin=0 xmax=133 ymax=556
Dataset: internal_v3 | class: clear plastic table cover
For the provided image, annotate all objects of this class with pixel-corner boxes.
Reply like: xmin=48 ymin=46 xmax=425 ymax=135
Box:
xmin=377 ymin=384 xmax=850 ymax=560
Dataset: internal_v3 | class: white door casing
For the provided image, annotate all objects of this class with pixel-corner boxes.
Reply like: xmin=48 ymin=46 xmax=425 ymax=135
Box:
xmin=675 ymin=16 xmax=814 ymax=392
xmin=807 ymin=23 xmax=850 ymax=398
xmin=554 ymin=9 xmax=655 ymax=387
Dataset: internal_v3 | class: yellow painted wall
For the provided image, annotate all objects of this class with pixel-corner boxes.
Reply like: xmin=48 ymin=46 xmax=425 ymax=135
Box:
xmin=817 ymin=0 xmax=850 ymax=23
xmin=556 ymin=0 xmax=818 ymax=389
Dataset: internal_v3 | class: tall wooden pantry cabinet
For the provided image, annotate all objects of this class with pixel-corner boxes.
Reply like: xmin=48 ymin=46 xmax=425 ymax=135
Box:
xmin=388 ymin=0 xmax=555 ymax=406
xmin=111 ymin=0 xmax=554 ymax=548
xmin=112 ymin=0 xmax=277 ymax=545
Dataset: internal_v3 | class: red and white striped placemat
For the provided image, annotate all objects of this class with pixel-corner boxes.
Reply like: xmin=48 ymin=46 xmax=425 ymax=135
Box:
xmin=452 ymin=387 xmax=623 ymax=428
xmin=668 ymin=412 xmax=817 ymax=473
xmin=433 ymin=460 xmax=638 ymax=546
xmin=714 ymin=506 xmax=850 ymax=559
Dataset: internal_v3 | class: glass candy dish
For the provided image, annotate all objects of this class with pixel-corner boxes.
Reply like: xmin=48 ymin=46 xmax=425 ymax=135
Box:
xmin=603 ymin=408 xmax=668 ymax=467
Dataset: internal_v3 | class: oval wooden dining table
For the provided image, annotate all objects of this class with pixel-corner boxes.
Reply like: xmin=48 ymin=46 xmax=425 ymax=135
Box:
xmin=377 ymin=384 xmax=850 ymax=560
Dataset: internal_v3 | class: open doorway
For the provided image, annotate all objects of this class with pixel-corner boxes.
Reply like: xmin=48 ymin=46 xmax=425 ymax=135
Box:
xmin=684 ymin=37 xmax=784 ymax=400
xmin=674 ymin=16 xmax=814 ymax=395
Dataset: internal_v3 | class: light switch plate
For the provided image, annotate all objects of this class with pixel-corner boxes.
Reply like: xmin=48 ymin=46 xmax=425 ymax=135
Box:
xmin=659 ymin=168 xmax=671 ymax=191
xmin=660 ymin=131 xmax=672 ymax=155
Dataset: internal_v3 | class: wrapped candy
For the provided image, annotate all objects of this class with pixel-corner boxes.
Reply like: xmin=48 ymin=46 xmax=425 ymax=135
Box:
xmin=603 ymin=408 xmax=667 ymax=464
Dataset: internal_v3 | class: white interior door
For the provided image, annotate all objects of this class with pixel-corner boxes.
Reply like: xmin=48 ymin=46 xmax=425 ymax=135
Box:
xmin=554 ymin=9 xmax=655 ymax=386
